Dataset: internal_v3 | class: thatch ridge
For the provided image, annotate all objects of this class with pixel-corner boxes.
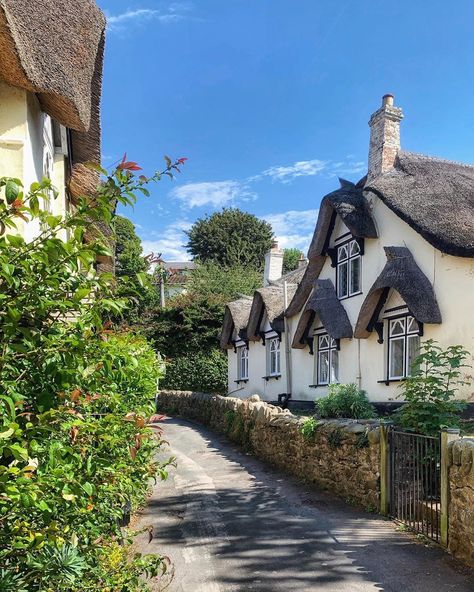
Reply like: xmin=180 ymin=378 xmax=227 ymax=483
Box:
xmin=354 ymin=246 xmax=442 ymax=339
xmin=307 ymin=177 xmax=378 ymax=260
xmin=365 ymin=151 xmax=474 ymax=257
xmin=292 ymin=279 xmax=353 ymax=349
xmin=285 ymin=178 xmax=377 ymax=319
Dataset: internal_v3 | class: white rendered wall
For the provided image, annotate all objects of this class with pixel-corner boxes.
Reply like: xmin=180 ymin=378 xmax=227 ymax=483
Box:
xmin=229 ymin=196 xmax=474 ymax=404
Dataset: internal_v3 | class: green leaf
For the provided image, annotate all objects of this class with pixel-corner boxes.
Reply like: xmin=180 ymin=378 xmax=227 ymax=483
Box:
xmin=5 ymin=180 xmax=20 ymax=204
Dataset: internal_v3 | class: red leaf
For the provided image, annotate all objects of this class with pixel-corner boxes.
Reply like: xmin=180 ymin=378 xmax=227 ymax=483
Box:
xmin=177 ymin=157 xmax=188 ymax=165
xmin=117 ymin=161 xmax=142 ymax=171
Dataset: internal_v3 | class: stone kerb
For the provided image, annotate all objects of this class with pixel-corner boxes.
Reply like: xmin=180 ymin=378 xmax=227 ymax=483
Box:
xmin=156 ymin=390 xmax=381 ymax=509
xmin=447 ymin=438 xmax=474 ymax=566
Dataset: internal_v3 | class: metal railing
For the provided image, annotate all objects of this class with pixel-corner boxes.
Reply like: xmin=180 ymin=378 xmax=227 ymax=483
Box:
xmin=389 ymin=428 xmax=441 ymax=542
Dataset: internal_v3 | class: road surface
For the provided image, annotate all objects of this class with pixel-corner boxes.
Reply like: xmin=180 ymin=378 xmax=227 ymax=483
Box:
xmin=133 ymin=418 xmax=474 ymax=592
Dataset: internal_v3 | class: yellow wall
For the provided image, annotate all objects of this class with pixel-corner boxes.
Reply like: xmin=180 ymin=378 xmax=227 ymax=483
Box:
xmin=0 ymin=81 xmax=69 ymax=240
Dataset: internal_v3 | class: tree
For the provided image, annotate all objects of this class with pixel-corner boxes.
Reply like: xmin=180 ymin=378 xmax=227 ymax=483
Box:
xmin=114 ymin=215 xmax=147 ymax=277
xmin=185 ymin=208 xmax=273 ymax=269
xmin=113 ymin=215 xmax=158 ymax=323
xmin=283 ymin=248 xmax=304 ymax=274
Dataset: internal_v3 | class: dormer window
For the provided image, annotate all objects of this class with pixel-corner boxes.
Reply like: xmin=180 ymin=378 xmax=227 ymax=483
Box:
xmin=337 ymin=239 xmax=361 ymax=299
xmin=388 ymin=315 xmax=420 ymax=380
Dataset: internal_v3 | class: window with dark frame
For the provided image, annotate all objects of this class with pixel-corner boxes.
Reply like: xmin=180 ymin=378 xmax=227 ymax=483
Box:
xmin=387 ymin=315 xmax=420 ymax=380
xmin=237 ymin=346 xmax=248 ymax=380
xmin=267 ymin=337 xmax=281 ymax=376
xmin=315 ymin=333 xmax=339 ymax=385
xmin=337 ymin=239 xmax=361 ymax=299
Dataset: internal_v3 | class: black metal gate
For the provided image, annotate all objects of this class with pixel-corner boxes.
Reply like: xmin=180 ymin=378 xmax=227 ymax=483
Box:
xmin=389 ymin=429 xmax=441 ymax=541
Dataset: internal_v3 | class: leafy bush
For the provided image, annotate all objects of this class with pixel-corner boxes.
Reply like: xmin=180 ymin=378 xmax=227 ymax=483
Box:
xmin=315 ymin=383 xmax=376 ymax=419
xmin=0 ymin=158 xmax=184 ymax=590
xmin=300 ymin=417 xmax=319 ymax=439
xmin=161 ymin=349 xmax=227 ymax=393
xmin=395 ymin=340 xmax=469 ymax=435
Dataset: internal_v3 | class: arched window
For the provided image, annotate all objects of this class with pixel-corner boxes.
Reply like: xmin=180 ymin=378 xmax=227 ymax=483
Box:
xmin=267 ymin=337 xmax=281 ymax=376
xmin=238 ymin=346 xmax=249 ymax=380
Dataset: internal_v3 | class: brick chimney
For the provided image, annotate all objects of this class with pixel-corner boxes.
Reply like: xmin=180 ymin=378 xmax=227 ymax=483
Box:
xmin=298 ymin=252 xmax=307 ymax=268
xmin=263 ymin=240 xmax=283 ymax=286
xmin=367 ymin=94 xmax=403 ymax=181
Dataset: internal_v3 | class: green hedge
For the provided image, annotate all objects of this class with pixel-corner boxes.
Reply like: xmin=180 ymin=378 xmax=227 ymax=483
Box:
xmin=161 ymin=349 xmax=227 ymax=394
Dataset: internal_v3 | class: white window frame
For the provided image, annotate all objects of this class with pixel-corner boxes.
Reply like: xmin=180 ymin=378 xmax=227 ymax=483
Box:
xmin=387 ymin=315 xmax=420 ymax=380
xmin=337 ymin=239 xmax=362 ymax=299
xmin=237 ymin=346 xmax=249 ymax=381
xmin=267 ymin=337 xmax=281 ymax=377
xmin=314 ymin=333 xmax=339 ymax=385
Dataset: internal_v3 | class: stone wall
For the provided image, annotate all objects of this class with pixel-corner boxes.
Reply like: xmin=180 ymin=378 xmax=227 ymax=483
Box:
xmin=448 ymin=438 xmax=474 ymax=566
xmin=157 ymin=390 xmax=381 ymax=510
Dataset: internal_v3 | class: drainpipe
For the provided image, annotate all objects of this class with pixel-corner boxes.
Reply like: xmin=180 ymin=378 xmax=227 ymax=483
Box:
xmin=357 ymin=338 xmax=362 ymax=390
xmin=284 ymin=281 xmax=292 ymax=399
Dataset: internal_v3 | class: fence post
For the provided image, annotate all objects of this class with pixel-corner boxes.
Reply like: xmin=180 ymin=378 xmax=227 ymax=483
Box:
xmin=440 ymin=428 xmax=460 ymax=548
xmin=379 ymin=421 xmax=392 ymax=516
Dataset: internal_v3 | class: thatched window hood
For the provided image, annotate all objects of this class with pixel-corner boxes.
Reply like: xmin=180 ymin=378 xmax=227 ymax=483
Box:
xmin=220 ymin=296 xmax=253 ymax=350
xmin=365 ymin=152 xmax=474 ymax=257
xmin=292 ymin=279 xmax=353 ymax=349
xmin=354 ymin=246 xmax=442 ymax=339
xmin=0 ymin=0 xmax=106 ymax=199
xmin=286 ymin=178 xmax=377 ymax=318
xmin=245 ymin=266 xmax=305 ymax=341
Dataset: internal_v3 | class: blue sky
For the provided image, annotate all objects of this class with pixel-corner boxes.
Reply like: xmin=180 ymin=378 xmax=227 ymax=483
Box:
xmin=98 ymin=0 xmax=474 ymax=261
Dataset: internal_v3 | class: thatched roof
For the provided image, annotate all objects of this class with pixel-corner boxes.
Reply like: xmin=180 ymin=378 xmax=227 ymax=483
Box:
xmin=0 ymin=0 xmax=106 ymax=201
xmin=220 ymin=296 xmax=253 ymax=350
xmin=246 ymin=266 xmax=305 ymax=340
xmin=354 ymin=246 xmax=442 ymax=339
xmin=0 ymin=0 xmax=105 ymax=132
xmin=307 ymin=177 xmax=378 ymax=260
xmin=284 ymin=178 xmax=378 ymax=318
xmin=285 ymin=256 xmax=326 ymax=318
xmin=292 ymin=279 xmax=353 ymax=349
xmin=365 ymin=151 xmax=474 ymax=257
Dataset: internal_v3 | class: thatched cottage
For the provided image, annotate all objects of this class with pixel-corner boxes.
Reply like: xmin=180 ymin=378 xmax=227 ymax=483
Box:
xmin=0 ymin=0 xmax=111 ymax=269
xmin=221 ymin=95 xmax=474 ymax=405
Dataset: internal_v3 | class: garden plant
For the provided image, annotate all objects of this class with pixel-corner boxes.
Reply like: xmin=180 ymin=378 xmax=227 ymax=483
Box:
xmin=0 ymin=156 xmax=186 ymax=590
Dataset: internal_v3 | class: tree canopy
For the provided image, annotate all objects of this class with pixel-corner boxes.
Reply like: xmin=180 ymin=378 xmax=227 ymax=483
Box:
xmin=113 ymin=215 xmax=147 ymax=277
xmin=185 ymin=208 xmax=273 ymax=269
xmin=283 ymin=248 xmax=304 ymax=274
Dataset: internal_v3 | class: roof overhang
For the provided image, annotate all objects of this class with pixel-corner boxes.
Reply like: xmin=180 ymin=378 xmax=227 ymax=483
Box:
xmin=354 ymin=246 xmax=442 ymax=339
xmin=292 ymin=279 xmax=353 ymax=348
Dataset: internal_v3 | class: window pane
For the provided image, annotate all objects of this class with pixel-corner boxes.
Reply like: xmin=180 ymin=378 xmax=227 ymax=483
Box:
xmin=350 ymin=256 xmax=361 ymax=294
xmin=350 ymin=240 xmax=360 ymax=255
xmin=390 ymin=318 xmax=405 ymax=336
xmin=407 ymin=335 xmax=420 ymax=376
xmin=389 ymin=337 xmax=405 ymax=378
xmin=276 ymin=348 xmax=281 ymax=374
xmin=319 ymin=351 xmax=329 ymax=384
xmin=338 ymin=245 xmax=348 ymax=261
xmin=319 ymin=335 xmax=329 ymax=349
xmin=407 ymin=316 xmax=419 ymax=334
xmin=330 ymin=349 xmax=339 ymax=383
xmin=338 ymin=261 xmax=348 ymax=298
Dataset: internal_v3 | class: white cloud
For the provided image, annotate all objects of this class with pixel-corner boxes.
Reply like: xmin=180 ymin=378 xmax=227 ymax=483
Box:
xmin=260 ymin=159 xmax=328 ymax=183
xmin=261 ymin=209 xmax=318 ymax=252
xmin=170 ymin=180 xmax=256 ymax=209
xmin=106 ymin=6 xmax=187 ymax=30
xmin=141 ymin=220 xmax=191 ymax=261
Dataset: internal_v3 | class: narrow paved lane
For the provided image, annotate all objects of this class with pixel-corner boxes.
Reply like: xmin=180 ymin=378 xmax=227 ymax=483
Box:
xmin=134 ymin=418 xmax=474 ymax=592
